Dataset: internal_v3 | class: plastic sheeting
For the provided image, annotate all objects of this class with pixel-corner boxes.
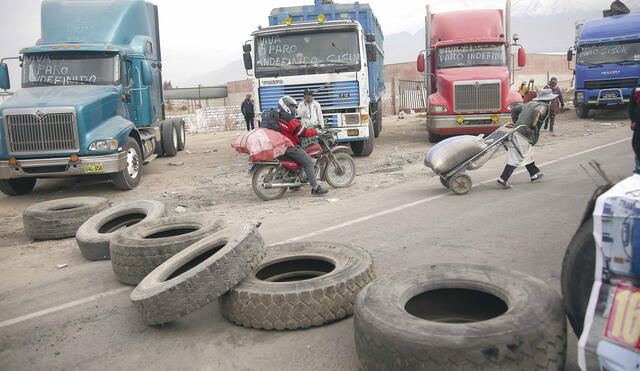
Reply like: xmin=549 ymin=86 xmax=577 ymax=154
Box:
xmin=231 ymin=128 xmax=293 ymax=162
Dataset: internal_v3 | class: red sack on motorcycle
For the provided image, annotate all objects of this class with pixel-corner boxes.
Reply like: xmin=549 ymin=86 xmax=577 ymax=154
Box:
xmin=231 ymin=128 xmax=294 ymax=161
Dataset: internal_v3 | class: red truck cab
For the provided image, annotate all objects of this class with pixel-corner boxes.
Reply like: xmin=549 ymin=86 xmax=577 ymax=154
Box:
xmin=418 ymin=2 xmax=526 ymax=142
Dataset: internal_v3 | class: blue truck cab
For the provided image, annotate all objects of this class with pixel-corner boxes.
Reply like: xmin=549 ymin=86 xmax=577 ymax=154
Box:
xmin=243 ymin=0 xmax=384 ymax=156
xmin=569 ymin=13 xmax=640 ymax=118
xmin=0 ymin=0 xmax=185 ymax=196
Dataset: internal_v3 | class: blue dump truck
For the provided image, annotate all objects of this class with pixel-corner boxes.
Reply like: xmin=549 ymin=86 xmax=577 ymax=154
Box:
xmin=568 ymin=12 xmax=640 ymax=118
xmin=242 ymin=0 xmax=384 ymax=156
xmin=0 ymin=0 xmax=185 ymax=196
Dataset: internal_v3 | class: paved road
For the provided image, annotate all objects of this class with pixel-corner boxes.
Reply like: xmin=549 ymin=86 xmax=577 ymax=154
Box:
xmin=0 ymin=127 xmax=632 ymax=370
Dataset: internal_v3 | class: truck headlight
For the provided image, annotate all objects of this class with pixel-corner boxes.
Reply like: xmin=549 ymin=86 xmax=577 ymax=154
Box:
xmin=343 ymin=113 xmax=360 ymax=125
xmin=88 ymin=139 xmax=118 ymax=151
xmin=576 ymin=92 xmax=585 ymax=103
xmin=507 ymin=102 xmax=521 ymax=111
xmin=430 ymin=105 xmax=448 ymax=113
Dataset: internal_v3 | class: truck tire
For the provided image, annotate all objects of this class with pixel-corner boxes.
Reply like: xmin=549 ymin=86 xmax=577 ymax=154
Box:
xmin=112 ymin=137 xmax=143 ymax=190
xmin=23 ymin=197 xmax=110 ymax=240
xmin=354 ymin=264 xmax=566 ymax=371
xmin=575 ymin=105 xmax=590 ymax=119
xmin=428 ymin=130 xmax=443 ymax=143
xmin=110 ymin=214 xmax=225 ymax=285
xmin=161 ymin=120 xmax=178 ymax=157
xmin=130 ymin=224 xmax=266 ymax=325
xmin=371 ymin=101 xmax=382 ymax=138
xmin=560 ymin=184 xmax=611 ymax=336
xmin=351 ymin=121 xmax=375 ymax=157
xmin=0 ymin=178 xmax=37 ymax=196
xmin=76 ymin=200 xmax=166 ymax=261
xmin=174 ymin=118 xmax=187 ymax=151
xmin=220 ymin=242 xmax=375 ymax=330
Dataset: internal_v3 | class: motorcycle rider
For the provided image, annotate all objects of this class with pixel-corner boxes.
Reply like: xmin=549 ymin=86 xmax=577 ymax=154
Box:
xmin=263 ymin=96 xmax=329 ymax=196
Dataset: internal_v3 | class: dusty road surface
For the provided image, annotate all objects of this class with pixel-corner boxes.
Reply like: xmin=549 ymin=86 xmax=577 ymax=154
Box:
xmin=0 ymin=108 xmax=634 ymax=370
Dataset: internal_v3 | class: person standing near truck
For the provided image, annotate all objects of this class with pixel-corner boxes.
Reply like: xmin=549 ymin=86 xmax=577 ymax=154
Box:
xmin=298 ymin=89 xmax=324 ymax=128
xmin=543 ymin=77 xmax=565 ymax=134
xmin=241 ymin=94 xmax=255 ymax=131
xmin=630 ymin=88 xmax=640 ymax=174
xmin=496 ymin=89 xmax=558 ymax=189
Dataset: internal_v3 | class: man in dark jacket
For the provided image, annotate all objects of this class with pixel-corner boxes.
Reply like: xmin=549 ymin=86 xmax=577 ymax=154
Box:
xmin=630 ymin=88 xmax=640 ymax=174
xmin=241 ymin=94 xmax=254 ymax=131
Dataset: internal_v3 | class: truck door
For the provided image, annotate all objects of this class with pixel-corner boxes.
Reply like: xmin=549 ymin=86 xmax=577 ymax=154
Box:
xmin=125 ymin=58 xmax=153 ymax=126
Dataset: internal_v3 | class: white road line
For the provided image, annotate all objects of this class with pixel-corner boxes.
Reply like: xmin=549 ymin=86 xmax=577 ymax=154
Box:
xmin=0 ymin=136 xmax=629 ymax=329
xmin=0 ymin=287 xmax=130 ymax=328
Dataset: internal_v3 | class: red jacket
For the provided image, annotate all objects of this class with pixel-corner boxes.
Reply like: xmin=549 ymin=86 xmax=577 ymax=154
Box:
xmin=276 ymin=111 xmax=318 ymax=147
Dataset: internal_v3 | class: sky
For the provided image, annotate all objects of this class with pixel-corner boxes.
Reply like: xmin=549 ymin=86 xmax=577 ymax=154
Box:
xmin=0 ymin=0 xmax=633 ymax=87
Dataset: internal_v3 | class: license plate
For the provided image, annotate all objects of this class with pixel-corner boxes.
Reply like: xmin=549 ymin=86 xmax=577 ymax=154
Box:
xmin=604 ymin=93 xmax=617 ymax=99
xmin=84 ymin=163 xmax=104 ymax=174
xmin=604 ymin=285 xmax=640 ymax=350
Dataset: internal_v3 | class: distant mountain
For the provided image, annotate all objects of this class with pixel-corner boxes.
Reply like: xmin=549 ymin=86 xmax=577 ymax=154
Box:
xmin=181 ymin=59 xmax=248 ymax=87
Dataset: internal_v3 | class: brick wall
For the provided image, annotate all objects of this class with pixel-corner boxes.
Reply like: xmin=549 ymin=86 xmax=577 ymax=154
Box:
xmin=168 ymin=105 xmax=245 ymax=133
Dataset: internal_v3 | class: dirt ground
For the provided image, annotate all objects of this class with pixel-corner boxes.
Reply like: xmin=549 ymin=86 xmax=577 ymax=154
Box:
xmin=0 ymin=107 xmax=630 ymax=267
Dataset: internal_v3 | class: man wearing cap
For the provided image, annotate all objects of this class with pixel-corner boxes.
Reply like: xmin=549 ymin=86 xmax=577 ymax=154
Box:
xmin=497 ymin=88 xmax=558 ymax=189
xmin=543 ymin=77 xmax=564 ymax=134
xmin=298 ymin=89 xmax=324 ymax=129
xmin=241 ymin=94 xmax=255 ymax=131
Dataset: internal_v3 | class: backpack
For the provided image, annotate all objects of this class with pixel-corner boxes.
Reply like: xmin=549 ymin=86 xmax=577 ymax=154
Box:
xmin=259 ymin=108 xmax=280 ymax=131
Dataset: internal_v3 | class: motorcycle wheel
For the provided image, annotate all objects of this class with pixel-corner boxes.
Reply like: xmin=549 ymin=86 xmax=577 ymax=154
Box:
xmin=325 ymin=153 xmax=356 ymax=188
xmin=252 ymin=165 xmax=287 ymax=201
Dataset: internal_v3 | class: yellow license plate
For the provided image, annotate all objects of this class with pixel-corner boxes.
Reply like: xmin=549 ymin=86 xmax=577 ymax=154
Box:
xmin=605 ymin=93 xmax=617 ymax=99
xmin=84 ymin=163 xmax=104 ymax=174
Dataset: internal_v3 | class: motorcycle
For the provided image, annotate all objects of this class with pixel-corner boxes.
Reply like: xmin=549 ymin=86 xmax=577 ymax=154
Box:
xmin=250 ymin=129 xmax=356 ymax=201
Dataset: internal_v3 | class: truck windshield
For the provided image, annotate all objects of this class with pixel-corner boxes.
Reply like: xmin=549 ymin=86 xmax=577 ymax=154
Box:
xmin=577 ymin=41 xmax=640 ymax=66
xmin=21 ymin=52 xmax=120 ymax=87
xmin=436 ymin=43 xmax=506 ymax=69
xmin=255 ymin=29 xmax=360 ymax=77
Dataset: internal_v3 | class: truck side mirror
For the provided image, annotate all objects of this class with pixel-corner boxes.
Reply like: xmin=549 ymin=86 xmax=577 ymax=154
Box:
xmin=243 ymin=52 xmax=253 ymax=70
xmin=517 ymin=48 xmax=527 ymax=67
xmin=417 ymin=53 xmax=425 ymax=72
xmin=141 ymin=60 xmax=153 ymax=86
xmin=567 ymin=48 xmax=573 ymax=62
xmin=366 ymin=44 xmax=377 ymax=62
xmin=243 ymin=44 xmax=252 ymax=53
xmin=0 ymin=63 xmax=10 ymax=90
xmin=366 ymin=34 xmax=375 ymax=42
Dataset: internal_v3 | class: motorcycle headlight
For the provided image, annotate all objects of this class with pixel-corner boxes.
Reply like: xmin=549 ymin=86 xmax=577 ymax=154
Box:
xmin=88 ymin=139 xmax=118 ymax=152
xmin=430 ymin=105 xmax=448 ymax=113
xmin=575 ymin=92 xmax=585 ymax=103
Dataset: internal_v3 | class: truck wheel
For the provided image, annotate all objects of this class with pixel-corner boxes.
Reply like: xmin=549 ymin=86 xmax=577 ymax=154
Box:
xmin=130 ymin=224 xmax=266 ymax=325
xmin=175 ymin=118 xmax=187 ymax=151
xmin=561 ymin=218 xmax=595 ymax=337
xmin=76 ymin=200 xmax=166 ymax=261
xmin=354 ymin=264 xmax=567 ymax=371
xmin=112 ymin=137 xmax=143 ymax=190
xmin=109 ymin=214 xmax=225 ymax=285
xmin=23 ymin=197 xmax=110 ymax=240
xmin=428 ymin=130 xmax=443 ymax=143
xmin=575 ymin=105 xmax=590 ymax=119
xmin=325 ymin=153 xmax=356 ymax=188
xmin=220 ymin=242 xmax=375 ymax=330
xmin=371 ymin=101 xmax=382 ymax=138
xmin=161 ymin=120 xmax=178 ymax=157
xmin=351 ymin=121 xmax=375 ymax=157
xmin=0 ymin=178 xmax=37 ymax=196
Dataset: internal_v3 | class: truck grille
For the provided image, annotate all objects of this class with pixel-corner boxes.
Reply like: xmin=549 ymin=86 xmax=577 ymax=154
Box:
xmin=584 ymin=78 xmax=637 ymax=90
xmin=454 ymin=81 xmax=501 ymax=112
xmin=4 ymin=109 xmax=79 ymax=154
xmin=259 ymin=81 xmax=360 ymax=112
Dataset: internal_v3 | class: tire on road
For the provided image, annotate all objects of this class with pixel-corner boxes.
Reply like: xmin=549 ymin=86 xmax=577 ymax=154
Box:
xmin=130 ymin=223 xmax=266 ymax=325
xmin=354 ymin=264 xmax=567 ymax=371
xmin=220 ymin=241 xmax=375 ymax=330
xmin=110 ymin=214 xmax=225 ymax=285
xmin=161 ymin=119 xmax=178 ymax=157
xmin=75 ymin=200 xmax=166 ymax=261
xmin=175 ymin=118 xmax=187 ymax=152
xmin=23 ymin=197 xmax=110 ymax=240
xmin=350 ymin=121 xmax=375 ymax=157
